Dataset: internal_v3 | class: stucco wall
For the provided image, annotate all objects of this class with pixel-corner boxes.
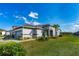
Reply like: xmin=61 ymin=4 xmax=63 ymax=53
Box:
xmin=13 ymin=28 xmax=22 ymax=38
xmin=49 ymin=26 xmax=56 ymax=37
xmin=5 ymin=31 xmax=10 ymax=35
xmin=22 ymin=29 xmax=32 ymax=38
xmin=12 ymin=26 xmax=61 ymax=39
xmin=2 ymin=31 xmax=6 ymax=35
xmin=57 ymin=30 xmax=61 ymax=36
xmin=37 ymin=29 xmax=42 ymax=37
xmin=13 ymin=28 xmax=43 ymax=38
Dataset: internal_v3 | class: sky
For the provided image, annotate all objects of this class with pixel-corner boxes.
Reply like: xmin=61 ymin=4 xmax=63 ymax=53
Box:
xmin=0 ymin=3 xmax=79 ymax=32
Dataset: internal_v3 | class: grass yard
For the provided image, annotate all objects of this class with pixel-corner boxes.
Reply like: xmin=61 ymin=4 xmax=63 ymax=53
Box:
xmin=21 ymin=34 xmax=79 ymax=56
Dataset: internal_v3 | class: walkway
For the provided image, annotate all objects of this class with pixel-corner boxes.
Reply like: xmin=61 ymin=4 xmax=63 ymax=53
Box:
xmin=0 ymin=39 xmax=35 ymax=43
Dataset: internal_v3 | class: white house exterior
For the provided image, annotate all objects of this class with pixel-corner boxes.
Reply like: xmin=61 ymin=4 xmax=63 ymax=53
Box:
xmin=2 ymin=31 xmax=6 ymax=36
xmin=10 ymin=24 xmax=61 ymax=39
xmin=5 ymin=31 xmax=10 ymax=36
xmin=57 ymin=29 xmax=61 ymax=36
xmin=0 ymin=29 xmax=6 ymax=36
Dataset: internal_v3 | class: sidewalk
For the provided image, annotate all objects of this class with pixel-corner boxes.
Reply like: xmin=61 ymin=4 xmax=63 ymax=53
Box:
xmin=0 ymin=39 xmax=35 ymax=43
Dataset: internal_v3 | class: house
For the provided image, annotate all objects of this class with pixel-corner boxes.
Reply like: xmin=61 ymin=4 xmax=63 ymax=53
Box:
xmin=5 ymin=31 xmax=11 ymax=36
xmin=10 ymin=24 xmax=61 ymax=39
xmin=0 ymin=29 xmax=6 ymax=36
xmin=73 ymin=31 xmax=79 ymax=35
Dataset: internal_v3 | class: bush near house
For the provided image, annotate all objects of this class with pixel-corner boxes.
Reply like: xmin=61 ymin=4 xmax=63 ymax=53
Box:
xmin=36 ymin=37 xmax=49 ymax=41
xmin=0 ymin=41 xmax=26 ymax=56
xmin=3 ymin=35 xmax=11 ymax=39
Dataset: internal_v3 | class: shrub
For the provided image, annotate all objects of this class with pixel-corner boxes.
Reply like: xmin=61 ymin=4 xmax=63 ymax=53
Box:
xmin=23 ymin=37 xmax=30 ymax=40
xmin=36 ymin=37 xmax=49 ymax=41
xmin=17 ymin=36 xmax=22 ymax=40
xmin=0 ymin=41 xmax=26 ymax=56
xmin=3 ymin=35 xmax=11 ymax=39
xmin=59 ymin=35 xmax=62 ymax=37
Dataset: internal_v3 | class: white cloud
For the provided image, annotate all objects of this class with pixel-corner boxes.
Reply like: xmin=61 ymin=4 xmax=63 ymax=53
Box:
xmin=28 ymin=11 xmax=38 ymax=19
xmin=61 ymin=19 xmax=79 ymax=32
xmin=14 ymin=11 xmax=40 ymax=25
xmin=32 ymin=21 xmax=40 ymax=25
xmin=71 ymin=20 xmax=79 ymax=32
xmin=21 ymin=17 xmax=30 ymax=24
xmin=14 ymin=15 xmax=41 ymax=25
xmin=14 ymin=15 xmax=30 ymax=24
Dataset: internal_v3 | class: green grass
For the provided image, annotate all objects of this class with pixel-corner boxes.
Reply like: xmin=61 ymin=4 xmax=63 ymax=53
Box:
xmin=21 ymin=34 xmax=79 ymax=56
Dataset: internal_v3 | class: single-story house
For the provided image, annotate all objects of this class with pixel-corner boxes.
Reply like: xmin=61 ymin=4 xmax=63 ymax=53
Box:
xmin=9 ymin=24 xmax=61 ymax=39
xmin=0 ymin=29 xmax=6 ymax=36
xmin=73 ymin=31 xmax=79 ymax=35
xmin=5 ymin=31 xmax=11 ymax=36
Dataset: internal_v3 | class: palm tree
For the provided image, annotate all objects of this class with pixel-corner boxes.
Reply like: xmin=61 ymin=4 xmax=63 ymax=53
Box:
xmin=52 ymin=24 xmax=60 ymax=37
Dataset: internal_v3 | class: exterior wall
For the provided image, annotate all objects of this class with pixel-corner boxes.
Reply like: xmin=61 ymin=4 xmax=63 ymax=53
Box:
xmin=5 ymin=31 xmax=10 ymax=35
xmin=13 ymin=28 xmax=23 ymax=38
xmin=2 ymin=31 xmax=6 ymax=35
xmin=36 ymin=29 xmax=42 ymax=37
xmin=49 ymin=26 xmax=56 ymax=37
xmin=11 ymin=25 xmax=61 ymax=39
xmin=49 ymin=26 xmax=61 ymax=37
xmin=57 ymin=30 xmax=61 ymax=36
xmin=12 ymin=28 xmax=43 ymax=39
xmin=23 ymin=29 xmax=42 ymax=38
xmin=22 ymin=29 xmax=32 ymax=38
xmin=52 ymin=27 xmax=56 ymax=37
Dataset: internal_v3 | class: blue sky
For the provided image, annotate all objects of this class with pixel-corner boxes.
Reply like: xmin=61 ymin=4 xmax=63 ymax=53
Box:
xmin=0 ymin=3 xmax=79 ymax=32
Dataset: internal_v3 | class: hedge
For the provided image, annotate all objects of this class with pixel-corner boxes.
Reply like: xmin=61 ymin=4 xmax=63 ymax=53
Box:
xmin=0 ymin=41 xmax=26 ymax=56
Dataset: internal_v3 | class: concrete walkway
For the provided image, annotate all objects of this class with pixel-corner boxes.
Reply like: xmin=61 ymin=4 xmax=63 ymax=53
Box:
xmin=21 ymin=39 xmax=35 ymax=42
xmin=0 ymin=39 xmax=35 ymax=43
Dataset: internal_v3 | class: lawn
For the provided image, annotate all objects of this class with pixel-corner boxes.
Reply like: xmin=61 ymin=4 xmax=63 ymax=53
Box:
xmin=21 ymin=34 xmax=79 ymax=56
